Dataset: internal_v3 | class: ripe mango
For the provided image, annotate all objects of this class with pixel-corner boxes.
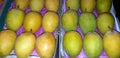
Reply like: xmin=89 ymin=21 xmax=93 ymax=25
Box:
xmin=0 ymin=30 xmax=16 ymax=57
xmin=36 ymin=32 xmax=56 ymax=58
xmin=42 ymin=11 xmax=59 ymax=32
xmin=45 ymin=0 xmax=59 ymax=12
xmin=23 ymin=11 xmax=42 ymax=33
xmin=103 ymin=30 xmax=120 ymax=58
xmin=15 ymin=32 xmax=36 ymax=58
xmin=14 ymin=0 xmax=29 ymax=10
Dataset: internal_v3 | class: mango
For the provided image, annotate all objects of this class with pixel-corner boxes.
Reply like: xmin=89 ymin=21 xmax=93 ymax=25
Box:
xmin=15 ymin=32 xmax=36 ymax=58
xmin=23 ymin=11 xmax=42 ymax=33
xmin=62 ymin=10 xmax=78 ymax=31
xmin=30 ymin=0 xmax=44 ymax=12
xmin=66 ymin=0 xmax=80 ymax=11
xmin=63 ymin=31 xmax=82 ymax=58
xmin=83 ymin=32 xmax=103 ymax=58
xmin=103 ymin=30 xmax=120 ymax=58
xmin=80 ymin=0 xmax=96 ymax=12
xmin=97 ymin=13 xmax=114 ymax=34
xmin=14 ymin=0 xmax=29 ymax=10
xmin=0 ymin=30 xmax=16 ymax=57
xmin=36 ymin=32 xmax=56 ymax=58
xmin=97 ymin=0 xmax=112 ymax=14
xmin=45 ymin=0 xmax=59 ymax=12
xmin=42 ymin=11 xmax=59 ymax=32
xmin=79 ymin=12 xmax=96 ymax=34
xmin=6 ymin=8 xmax=25 ymax=31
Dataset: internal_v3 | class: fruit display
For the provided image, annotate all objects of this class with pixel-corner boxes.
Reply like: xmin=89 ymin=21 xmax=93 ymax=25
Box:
xmin=0 ymin=0 xmax=59 ymax=58
xmin=60 ymin=0 xmax=120 ymax=58
xmin=0 ymin=0 xmax=120 ymax=58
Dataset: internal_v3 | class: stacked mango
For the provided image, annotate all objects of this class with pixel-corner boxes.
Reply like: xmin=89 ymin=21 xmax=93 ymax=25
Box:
xmin=0 ymin=0 xmax=60 ymax=58
xmin=61 ymin=0 xmax=120 ymax=58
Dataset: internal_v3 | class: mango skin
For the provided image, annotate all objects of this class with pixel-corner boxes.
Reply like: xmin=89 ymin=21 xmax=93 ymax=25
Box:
xmin=83 ymin=32 xmax=103 ymax=58
xmin=97 ymin=0 xmax=112 ymax=14
xmin=30 ymin=0 xmax=44 ymax=12
xmin=97 ymin=13 xmax=114 ymax=34
xmin=103 ymin=30 xmax=120 ymax=58
xmin=79 ymin=13 xmax=96 ymax=34
xmin=36 ymin=32 xmax=56 ymax=58
xmin=62 ymin=10 xmax=78 ymax=31
xmin=14 ymin=0 xmax=29 ymax=10
xmin=23 ymin=11 xmax=42 ymax=33
xmin=66 ymin=0 xmax=80 ymax=11
xmin=45 ymin=0 xmax=59 ymax=12
xmin=80 ymin=0 xmax=96 ymax=12
xmin=15 ymin=32 xmax=36 ymax=58
xmin=0 ymin=30 xmax=17 ymax=57
xmin=42 ymin=11 xmax=59 ymax=32
xmin=63 ymin=31 xmax=82 ymax=58
xmin=6 ymin=9 xmax=25 ymax=31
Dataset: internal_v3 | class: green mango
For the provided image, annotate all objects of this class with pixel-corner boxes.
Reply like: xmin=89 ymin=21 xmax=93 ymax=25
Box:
xmin=97 ymin=13 xmax=114 ymax=34
xmin=66 ymin=0 xmax=80 ymax=11
xmin=63 ymin=31 xmax=83 ymax=58
xmin=62 ymin=10 xmax=78 ymax=31
xmin=30 ymin=0 xmax=44 ymax=12
xmin=80 ymin=0 xmax=96 ymax=12
xmin=79 ymin=12 xmax=96 ymax=34
xmin=97 ymin=0 xmax=112 ymax=14
xmin=84 ymin=32 xmax=103 ymax=58
xmin=6 ymin=8 xmax=25 ymax=31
